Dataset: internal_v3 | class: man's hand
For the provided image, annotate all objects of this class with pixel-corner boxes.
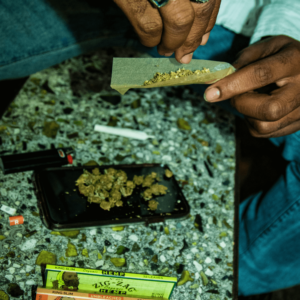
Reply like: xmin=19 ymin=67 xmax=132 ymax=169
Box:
xmin=114 ymin=0 xmax=221 ymax=63
xmin=204 ymin=36 xmax=300 ymax=138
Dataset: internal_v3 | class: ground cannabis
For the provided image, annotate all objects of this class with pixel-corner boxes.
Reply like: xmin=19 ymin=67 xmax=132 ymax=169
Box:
xmin=144 ymin=67 xmax=210 ymax=86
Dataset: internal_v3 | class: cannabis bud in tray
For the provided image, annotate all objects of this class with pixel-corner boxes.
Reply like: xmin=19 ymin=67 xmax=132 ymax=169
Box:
xmin=76 ymin=168 xmax=173 ymax=211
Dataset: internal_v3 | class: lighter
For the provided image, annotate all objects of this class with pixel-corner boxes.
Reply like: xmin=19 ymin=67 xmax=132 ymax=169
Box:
xmin=0 ymin=147 xmax=74 ymax=175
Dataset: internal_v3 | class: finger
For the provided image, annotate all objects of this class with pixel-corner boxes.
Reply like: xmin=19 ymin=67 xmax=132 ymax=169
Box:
xmin=205 ymin=0 xmax=221 ymax=33
xmin=199 ymin=0 xmax=220 ymax=46
xmin=246 ymin=118 xmax=300 ymax=138
xmin=204 ymin=44 xmax=300 ymax=102
xmin=174 ymin=0 xmax=215 ymax=63
xmin=246 ymin=104 xmax=300 ymax=135
xmin=157 ymin=0 xmax=195 ymax=56
xmin=230 ymin=82 xmax=300 ymax=121
xmin=200 ymin=32 xmax=211 ymax=45
xmin=114 ymin=0 xmax=163 ymax=48
xmin=232 ymin=35 xmax=291 ymax=70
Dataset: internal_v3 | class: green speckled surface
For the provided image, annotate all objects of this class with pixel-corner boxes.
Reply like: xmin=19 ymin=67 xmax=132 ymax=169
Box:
xmin=0 ymin=48 xmax=235 ymax=300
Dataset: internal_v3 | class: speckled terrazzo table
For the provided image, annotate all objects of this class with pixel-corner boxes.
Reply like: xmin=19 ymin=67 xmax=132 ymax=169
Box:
xmin=0 ymin=48 xmax=236 ymax=300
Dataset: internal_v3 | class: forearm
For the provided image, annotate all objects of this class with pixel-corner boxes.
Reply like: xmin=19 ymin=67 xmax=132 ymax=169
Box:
xmin=250 ymin=0 xmax=300 ymax=44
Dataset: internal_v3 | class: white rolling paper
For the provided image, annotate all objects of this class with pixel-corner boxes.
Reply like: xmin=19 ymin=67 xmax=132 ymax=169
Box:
xmin=94 ymin=125 xmax=155 ymax=140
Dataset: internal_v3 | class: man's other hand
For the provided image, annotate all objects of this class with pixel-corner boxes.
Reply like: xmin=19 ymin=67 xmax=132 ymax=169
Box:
xmin=204 ymin=36 xmax=300 ymax=138
xmin=114 ymin=0 xmax=221 ymax=64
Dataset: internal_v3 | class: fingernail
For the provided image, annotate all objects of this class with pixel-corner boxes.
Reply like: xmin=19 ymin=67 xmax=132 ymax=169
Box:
xmin=164 ymin=52 xmax=173 ymax=57
xmin=180 ymin=53 xmax=193 ymax=64
xmin=204 ymin=87 xmax=220 ymax=102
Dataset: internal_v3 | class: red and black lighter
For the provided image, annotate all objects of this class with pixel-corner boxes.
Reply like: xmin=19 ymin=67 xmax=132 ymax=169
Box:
xmin=0 ymin=148 xmax=74 ymax=175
